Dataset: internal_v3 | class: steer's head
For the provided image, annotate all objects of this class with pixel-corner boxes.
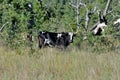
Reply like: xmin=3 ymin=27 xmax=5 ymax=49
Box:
xmin=68 ymin=32 xmax=76 ymax=43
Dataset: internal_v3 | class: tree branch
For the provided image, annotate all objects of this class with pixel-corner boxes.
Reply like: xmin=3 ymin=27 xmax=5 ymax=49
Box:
xmin=69 ymin=1 xmax=91 ymax=30
xmin=90 ymin=0 xmax=112 ymax=31
xmin=69 ymin=2 xmax=78 ymax=9
xmin=0 ymin=22 xmax=9 ymax=32
xmin=103 ymin=0 xmax=112 ymax=16
xmin=82 ymin=3 xmax=96 ymax=31
xmin=69 ymin=1 xmax=86 ymax=29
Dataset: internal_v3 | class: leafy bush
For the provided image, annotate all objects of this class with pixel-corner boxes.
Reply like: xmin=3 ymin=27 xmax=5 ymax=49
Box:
xmin=0 ymin=0 xmax=120 ymax=54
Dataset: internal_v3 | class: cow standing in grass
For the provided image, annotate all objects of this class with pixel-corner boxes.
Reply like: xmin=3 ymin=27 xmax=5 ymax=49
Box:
xmin=38 ymin=31 xmax=76 ymax=49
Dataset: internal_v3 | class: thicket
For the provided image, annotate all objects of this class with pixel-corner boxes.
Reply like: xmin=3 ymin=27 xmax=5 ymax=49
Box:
xmin=0 ymin=0 xmax=119 ymax=53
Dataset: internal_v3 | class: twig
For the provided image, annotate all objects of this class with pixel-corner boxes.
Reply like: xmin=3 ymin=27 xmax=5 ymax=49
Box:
xmin=90 ymin=0 xmax=112 ymax=31
xmin=0 ymin=22 xmax=9 ymax=32
xmin=103 ymin=0 xmax=111 ymax=16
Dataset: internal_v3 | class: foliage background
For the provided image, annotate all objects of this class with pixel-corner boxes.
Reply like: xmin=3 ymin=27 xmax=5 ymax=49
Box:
xmin=0 ymin=0 xmax=120 ymax=80
xmin=0 ymin=0 xmax=120 ymax=52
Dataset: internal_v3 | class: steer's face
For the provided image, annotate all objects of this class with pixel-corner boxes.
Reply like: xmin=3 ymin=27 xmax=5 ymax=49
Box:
xmin=68 ymin=32 xmax=76 ymax=43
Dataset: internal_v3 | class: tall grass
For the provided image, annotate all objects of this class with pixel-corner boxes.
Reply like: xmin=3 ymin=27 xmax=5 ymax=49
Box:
xmin=0 ymin=44 xmax=120 ymax=80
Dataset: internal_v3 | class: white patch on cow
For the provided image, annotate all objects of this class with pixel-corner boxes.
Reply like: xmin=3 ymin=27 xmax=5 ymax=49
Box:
xmin=44 ymin=33 xmax=54 ymax=46
xmin=44 ymin=39 xmax=50 ymax=45
xmin=57 ymin=33 xmax=62 ymax=38
xmin=98 ymin=23 xmax=107 ymax=27
xmin=28 ymin=4 xmax=32 ymax=8
xmin=114 ymin=18 xmax=120 ymax=25
xmin=93 ymin=22 xmax=107 ymax=34
xmin=42 ymin=32 xmax=45 ymax=34
xmin=32 ymin=36 xmax=34 ymax=41
xmin=68 ymin=32 xmax=74 ymax=42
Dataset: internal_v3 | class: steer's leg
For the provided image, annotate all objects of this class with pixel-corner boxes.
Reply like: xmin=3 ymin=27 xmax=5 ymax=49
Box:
xmin=38 ymin=35 xmax=44 ymax=49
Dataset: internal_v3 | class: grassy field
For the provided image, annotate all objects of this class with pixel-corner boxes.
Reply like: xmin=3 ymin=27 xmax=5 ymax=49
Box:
xmin=0 ymin=43 xmax=120 ymax=80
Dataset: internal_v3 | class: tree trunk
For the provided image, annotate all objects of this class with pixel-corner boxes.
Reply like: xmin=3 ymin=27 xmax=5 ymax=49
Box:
xmin=103 ymin=0 xmax=112 ymax=16
xmin=90 ymin=0 xmax=112 ymax=31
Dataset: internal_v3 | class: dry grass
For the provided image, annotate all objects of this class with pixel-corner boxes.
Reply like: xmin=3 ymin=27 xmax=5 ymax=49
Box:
xmin=0 ymin=44 xmax=120 ymax=80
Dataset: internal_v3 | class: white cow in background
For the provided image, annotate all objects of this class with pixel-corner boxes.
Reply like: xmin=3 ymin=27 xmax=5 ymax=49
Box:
xmin=92 ymin=10 xmax=107 ymax=35
xmin=93 ymin=22 xmax=107 ymax=35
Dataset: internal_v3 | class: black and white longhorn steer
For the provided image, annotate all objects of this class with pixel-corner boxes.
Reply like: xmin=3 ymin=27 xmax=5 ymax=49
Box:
xmin=38 ymin=31 xmax=76 ymax=49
